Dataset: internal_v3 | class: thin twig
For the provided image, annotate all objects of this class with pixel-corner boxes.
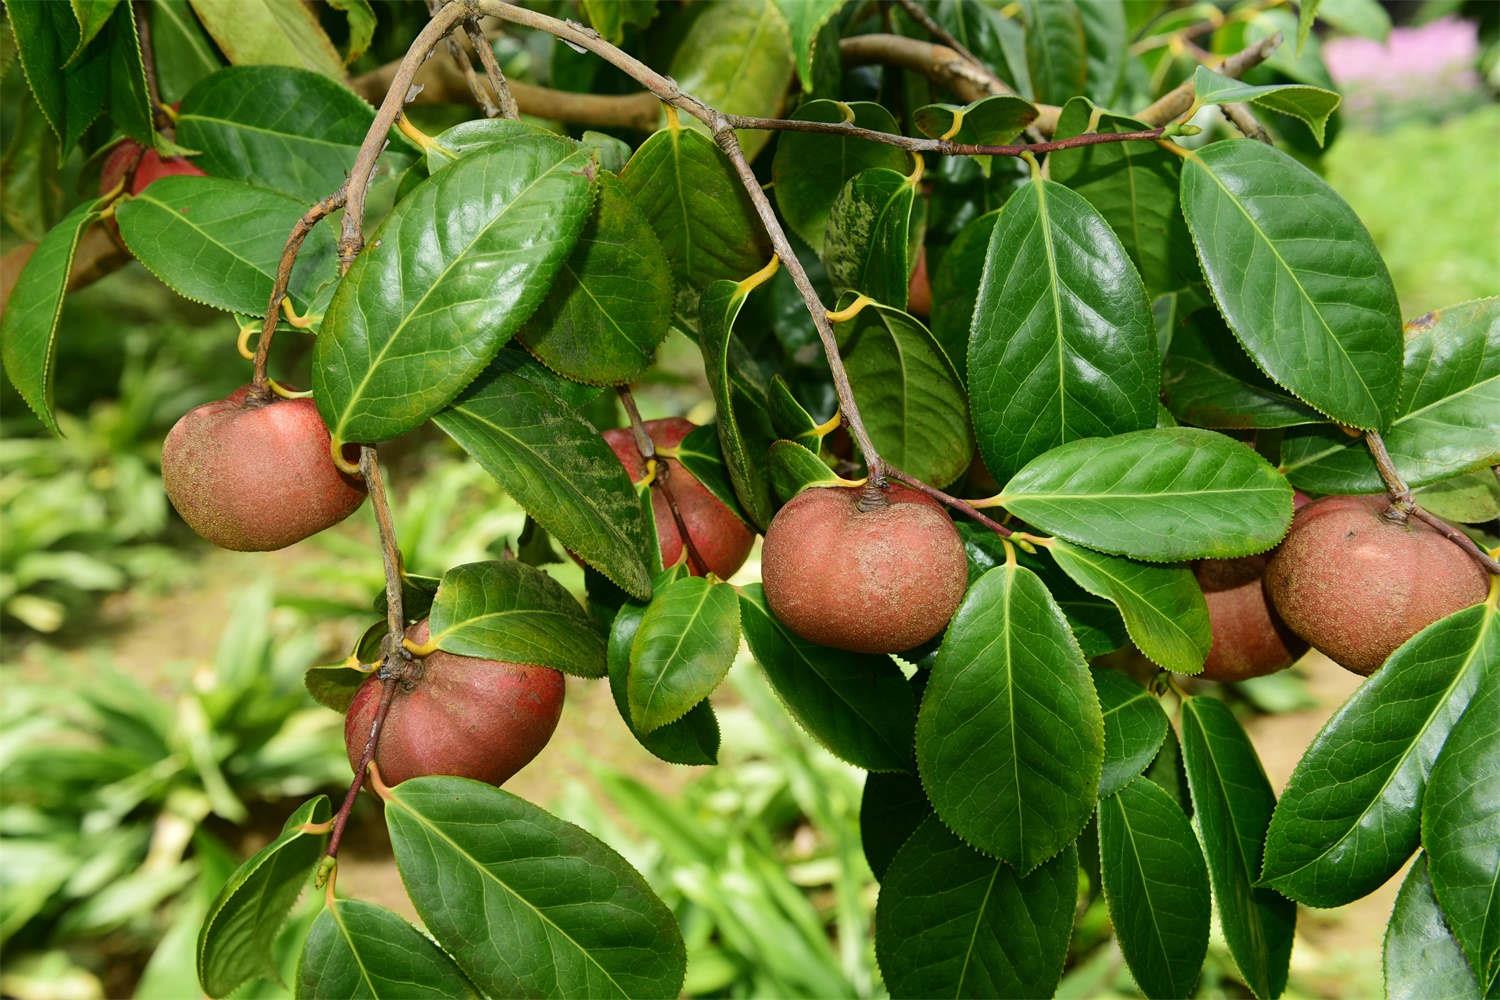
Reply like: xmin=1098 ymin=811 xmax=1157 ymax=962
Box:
xmin=1411 ymin=507 xmax=1500 ymax=576
xmin=324 ymin=674 xmax=395 ymax=860
xmin=887 ymin=467 xmax=1013 ymax=536
xmin=893 ymin=0 xmax=1013 ymax=97
xmin=725 ymin=114 xmax=1164 ymax=156
xmin=431 ymin=0 xmax=500 ymax=119
xmin=249 ymin=188 xmax=347 ymax=398
xmin=617 ymin=387 xmax=710 ymax=574
xmin=1364 ymin=431 xmax=1416 ymax=518
xmin=462 ymin=17 xmax=519 ymax=119
xmin=1221 ymin=102 xmax=1273 ymax=144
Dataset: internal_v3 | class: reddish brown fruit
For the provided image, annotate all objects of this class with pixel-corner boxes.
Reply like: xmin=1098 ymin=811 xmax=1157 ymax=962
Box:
xmin=761 ymin=483 xmax=967 ymax=653
xmin=907 ymin=245 xmax=932 ymax=317
xmin=161 ymin=386 xmax=365 ymax=551
xmin=1266 ymin=495 xmax=1489 ymax=675
xmin=100 ymin=141 xmax=205 ymax=197
xmin=1195 ymin=555 xmax=1307 ymax=682
xmin=603 ymin=417 xmax=755 ymax=578
xmin=344 ymin=621 xmax=564 ymax=787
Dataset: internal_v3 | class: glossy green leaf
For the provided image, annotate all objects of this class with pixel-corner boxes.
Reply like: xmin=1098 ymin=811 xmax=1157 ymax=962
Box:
xmin=384 ymin=776 xmax=685 ymax=999
xmin=929 ymin=209 xmax=997 ymax=380
xmin=296 ymin=897 xmax=475 ymax=999
xmin=197 ymin=796 xmax=330 ymax=998
xmin=1180 ymin=697 xmax=1295 ymax=1000
xmin=518 ymin=175 xmax=671 ymax=386
xmin=1099 ymin=776 xmax=1211 ymax=999
xmin=861 ymin=771 xmax=930 ymax=881
xmin=1180 ymin=139 xmax=1402 ymax=429
xmin=1 ymin=198 xmax=105 ymax=434
xmin=628 ymin=576 xmax=740 ymax=733
xmin=672 ymin=423 xmax=751 ymax=523
xmin=8 ymin=1 xmax=108 ymax=153
xmin=1146 ymin=724 xmax=1192 ymax=816
xmin=115 ymin=176 xmax=337 ymax=314
xmin=699 ymin=280 xmax=775 ymax=529
xmin=968 ymin=174 xmax=1158 ymax=481
xmin=1163 ymin=311 xmax=1324 ymax=428
xmin=1191 ymin=66 xmax=1341 ymax=146
xmin=150 ymin=0 xmax=222 ymax=102
xmin=771 ymin=99 xmax=907 ymax=253
xmin=1384 ymin=855 xmax=1486 ymax=1000
xmin=667 ymin=0 xmax=795 ymax=161
xmin=186 ymin=0 xmax=346 ymax=80
xmin=105 ymin=2 xmax=155 ymax=147
xmin=1278 ymin=298 xmax=1500 ymax=493
xmin=1095 ymin=670 xmax=1169 ymax=796
xmin=835 ymin=301 xmax=972 ymax=485
xmin=768 ymin=439 xmax=848 ymax=502
xmin=608 ymin=601 xmax=719 ymax=766
xmin=1261 ymin=602 xmax=1499 ymax=907
xmin=426 ymin=560 xmax=604 ymax=678
xmin=824 ymin=167 xmax=920 ymax=309
xmin=425 ymin=119 xmax=559 ymax=170
xmin=740 ymin=584 xmax=917 ymax=772
xmin=772 ymin=0 xmax=845 ymax=90
xmin=766 ymin=375 xmax=820 ymax=442
xmin=579 ymin=0 xmax=655 ymax=44
xmin=434 ymin=353 xmax=652 ymax=600
xmin=999 ymin=428 xmax=1294 ymax=562
xmin=876 ymin=817 xmax=1077 ymax=999
xmin=314 ymin=138 xmax=594 ymax=444
xmin=913 ymin=94 xmax=1038 ymax=145
xmin=917 ymin=563 xmax=1103 ymax=869
xmin=1047 ymin=539 xmax=1211 ymax=674
xmin=1019 ymin=0 xmax=1087 ymax=105
xmin=1423 ymin=658 xmax=1500 ymax=991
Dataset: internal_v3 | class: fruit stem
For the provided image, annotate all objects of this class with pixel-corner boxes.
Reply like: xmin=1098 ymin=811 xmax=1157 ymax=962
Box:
xmin=617 ymin=386 xmax=712 ymax=574
xmin=1363 ymin=431 xmax=1416 ymax=522
xmin=885 ymin=466 xmax=1015 ymax=537
xmin=324 ymin=671 xmax=399 ymax=862
xmin=1410 ymin=507 xmax=1500 ymax=576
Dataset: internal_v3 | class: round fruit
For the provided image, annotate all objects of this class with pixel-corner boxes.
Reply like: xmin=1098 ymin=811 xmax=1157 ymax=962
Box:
xmin=1265 ymin=494 xmax=1489 ymax=675
xmin=100 ymin=141 xmax=205 ymax=197
xmin=161 ymin=386 xmax=365 ymax=551
xmin=603 ymin=417 xmax=755 ymax=578
xmin=907 ymin=245 xmax=932 ymax=317
xmin=1195 ymin=555 xmax=1307 ymax=682
xmin=761 ymin=483 xmax=967 ymax=653
xmin=345 ymin=621 xmax=564 ymax=787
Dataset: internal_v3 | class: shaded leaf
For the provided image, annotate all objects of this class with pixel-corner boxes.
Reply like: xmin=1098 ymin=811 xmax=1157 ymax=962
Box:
xmin=304 ymin=662 xmax=371 ymax=713
xmin=768 ymin=439 xmax=848 ymax=502
xmin=699 ymin=280 xmax=775 ymax=528
xmin=607 ymin=601 xmax=719 ymax=766
xmin=1384 ymin=855 xmax=1485 ymax=1000
xmin=150 ymin=0 xmax=222 ymax=102
xmin=296 ymin=897 xmax=476 ymax=999
xmin=861 ymin=771 xmax=930 ymax=881
xmin=772 ymin=0 xmax=846 ymax=90
xmin=673 ymin=422 xmax=751 ymax=523
xmin=929 ymin=209 xmax=996 ymax=380
xmin=1095 ymin=670 xmax=1169 ymax=797
xmin=912 ymin=94 xmax=1038 ymax=145
xmin=667 ymin=0 xmax=795 ymax=161
xmin=1163 ymin=311 xmax=1324 ymax=428
xmin=1019 ymin=0 xmax=1087 ymax=105
xmin=8 ymin=1 xmax=109 ymax=153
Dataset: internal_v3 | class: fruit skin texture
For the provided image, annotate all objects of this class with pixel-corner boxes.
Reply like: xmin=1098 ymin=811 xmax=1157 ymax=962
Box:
xmin=344 ymin=621 xmax=564 ymax=787
xmin=1195 ymin=555 xmax=1307 ymax=682
xmin=761 ymin=483 xmax=967 ymax=654
xmin=1265 ymin=494 xmax=1489 ymax=675
xmin=603 ymin=417 xmax=755 ymax=578
xmin=161 ymin=386 xmax=365 ymax=551
xmin=100 ymin=141 xmax=204 ymax=196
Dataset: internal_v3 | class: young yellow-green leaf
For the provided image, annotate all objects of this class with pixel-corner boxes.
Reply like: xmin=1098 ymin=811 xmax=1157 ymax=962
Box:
xmin=1191 ymin=65 xmax=1341 ymax=145
xmin=917 ymin=563 xmax=1103 ymax=870
xmin=314 ymin=139 xmax=595 ymax=444
xmin=913 ymin=94 xmax=1039 ymax=145
xmin=1417 ymin=468 xmax=1500 ymax=525
xmin=295 ymin=897 xmax=477 ymax=999
xmin=383 ymin=776 xmax=685 ymax=999
xmin=771 ymin=99 xmax=907 ymax=253
xmin=1384 ymin=855 xmax=1486 ymax=1000
xmin=929 ymin=209 xmax=997 ymax=381
xmin=115 ymin=176 xmax=337 ymax=314
xmin=667 ymin=0 xmax=795 ymax=161
xmin=186 ymin=0 xmax=346 ymax=80
xmin=1099 ymin=776 xmax=1211 ymax=1000
xmin=699 ymin=280 xmax=775 ymax=529
xmin=1261 ymin=601 xmax=1499 ymax=907
xmin=861 ymin=770 xmax=930 ymax=881
xmin=1181 ymin=140 xmax=1402 ymax=429
xmin=740 ymin=584 xmax=917 ymax=772
xmin=427 ymin=560 xmax=605 ymax=678
xmin=969 ymin=174 xmax=1158 ymax=481
xmin=1163 ymin=311 xmax=1324 ymax=429
xmin=1019 ymin=0 xmax=1087 ymax=105
xmin=1181 ymin=697 xmax=1295 ymax=1000
xmin=197 ymin=796 xmax=330 ymax=998
xmin=628 ymin=576 xmax=740 ymax=733
xmin=823 ymin=167 xmax=921 ymax=309
xmin=999 ymin=428 xmax=1294 ymax=562
xmin=835 ymin=301 xmax=972 ymax=485
xmin=608 ymin=601 xmax=719 ymax=765
xmin=1316 ymin=0 xmax=1391 ymax=41
xmin=434 ymin=353 xmax=652 ymax=600
xmin=768 ymin=439 xmax=846 ymax=502
xmin=1 ymin=198 xmax=105 ymax=434
xmin=1095 ymin=670 xmax=1169 ymax=797
xmin=875 ymin=817 xmax=1078 ymax=998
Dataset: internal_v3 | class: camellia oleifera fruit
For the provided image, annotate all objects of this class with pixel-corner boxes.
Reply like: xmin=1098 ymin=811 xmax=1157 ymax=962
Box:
xmin=100 ymin=139 xmax=205 ymax=196
xmin=603 ymin=417 xmax=755 ymax=578
xmin=1265 ymin=494 xmax=1489 ymax=675
xmin=161 ymin=386 xmax=365 ymax=551
xmin=1195 ymin=555 xmax=1308 ymax=682
xmin=344 ymin=620 xmax=564 ymax=786
xmin=761 ymin=483 xmax=967 ymax=654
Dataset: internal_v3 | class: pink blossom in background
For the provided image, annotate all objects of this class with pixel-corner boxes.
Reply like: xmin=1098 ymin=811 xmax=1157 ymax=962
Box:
xmin=1324 ymin=17 xmax=1480 ymax=113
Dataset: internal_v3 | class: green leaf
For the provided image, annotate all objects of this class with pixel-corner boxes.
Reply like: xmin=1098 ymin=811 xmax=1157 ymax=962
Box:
xmin=1163 ymin=310 xmax=1325 ymax=428
xmin=1261 ymin=602 xmax=1499 ymax=907
xmin=999 ymin=428 xmax=1294 ymax=562
xmin=1047 ymin=540 xmax=1211 ymax=674
xmin=1423 ymin=659 xmax=1500 ymax=991
xmin=1098 ymin=776 xmax=1211 ymax=1000
xmin=114 ymin=176 xmax=336 ymax=315
xmin=434 ymin=353 xmax=652 ymax=600
xmin=425 ymin=119 xmax=560 ymax=170
xmin=607 ymin=602 xmax=719 ymax=765
xmin=1079 ymin=0 xmax=1128 ymax=104
xmin=929 ymin=209 xmax=996 ymax=380
xmin=917 ymin=563 xmax=1103 ymax=869
xmin=1095 ymin=670 xmax=1169 ymax=796
xmin=8 ymin=1 xmax=109 ymax=153
xmin=185 ymin=0 xmax=346 ymax=80
xmin=876 ymin=817 xmax=1078 ymax=999
xmin=766 ymin=376 xmax=820 ymax=442
xmin=667 ymin=0 xmax=795 ymax=161
xmin=67 ymin=0 xmax=123 ymax=61
xmin=1180 ymin=140 xmax=1402 ymax=429
xmin=824 ymin=167 xmax=921 ymax=309
xmin=861 ymin=770 xmax=930 ymax=881
xmin=105 ymin=2 xmax=155 ymax=147
xmin=1418 ymin=469 xmax=1500 ymax=525
xmin=772 ymin=0 xmax=845 ymax=90
xmin=673 ymin=423 xmax=751 ymax=522
xmin=699 ymin=280 xmax=775 ymax=529
xmin=1180 ymin=697 xmax=1295 ymax=1000
xmin=313 ymin=138 xmax=595 ymax=444
xmin=1278 ymin=298 xmax=1500 ymax=493
xmin=327 ymin=0 xmax=375 ymax=63
xmin=1019 ymin=0 xmax=1087 ymax=105
xmin=913 ymin=94 xmax=1039 ymax=145
xmin=627 ymin=576 xmax=740 ymax=733
xmin=304 ymin=662 xmax=370 ymax=713
xmin=835 ymin=301 xmax=972 ymax=485
xmin=968 ymin=174 xmax=1158 ymax=481
xmin=1384 ymin=855 xmax=1486 ymax=1000
xmin=426 ymin=560 xmax=604 ymax=678
xmin=768 ymin=439 xmax=847 ymax=502
xmin=383 ymin=776 xmax=685 ymax=999
xmin=581 ymin=131 xmax=633 ymax=174
xmin=197 ymin=796 xmax=330 ymax=998
xmin=177 ymin=66 xmax=388 ymax=201
xmin=1296 ymin=0 xmax=1321 ymax=53
xmin=1191 ymin=66 xmax=1341 ymax=146
xmin=150 ymin=0 xmax=222 ymax=102
xmin=1315 ymin=0 xmax=1391 ymax=41
xmin=771 ymin=99 xmax=907 ymax=253
xmin=518 ymin=174 xmax=672 ymax=386
xmin=1 ymin=198 xmax=105 ymax=434
xmin=296 ymin=897 xmax=476 ymax=999
xmin=740 ymin=584 xmax=917 ymax=772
